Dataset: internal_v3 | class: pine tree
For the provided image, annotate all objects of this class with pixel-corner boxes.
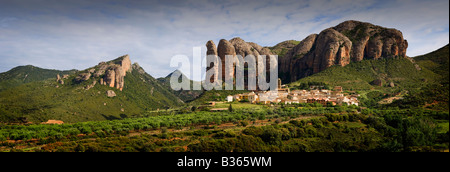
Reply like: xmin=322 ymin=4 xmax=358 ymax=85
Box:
xmin=228 ymin=104 xmax=233 ymax=112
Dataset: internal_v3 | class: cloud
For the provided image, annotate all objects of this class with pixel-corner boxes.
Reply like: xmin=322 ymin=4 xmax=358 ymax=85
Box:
xmin=0 ymin=0 xmax=448 ymax=80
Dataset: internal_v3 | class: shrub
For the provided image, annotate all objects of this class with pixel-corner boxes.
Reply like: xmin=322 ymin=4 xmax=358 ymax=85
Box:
xmin=242 ymin=126 xmax=263 ymax=136
xmin=259 ymin=126 xmax=282 ymax=145
xmin=240 ymin=121 xmax=249 ymax=127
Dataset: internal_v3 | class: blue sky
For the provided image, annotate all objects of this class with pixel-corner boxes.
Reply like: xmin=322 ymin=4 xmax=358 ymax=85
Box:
xmin=0 ymin=0 xmax=448 ymax=80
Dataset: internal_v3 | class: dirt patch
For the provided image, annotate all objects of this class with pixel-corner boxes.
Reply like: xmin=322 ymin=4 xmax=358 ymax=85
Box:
xmin=378 ymin=96 xmax=403 ymax=104
xmin=41 ymin=120 xmax=64 ymax=125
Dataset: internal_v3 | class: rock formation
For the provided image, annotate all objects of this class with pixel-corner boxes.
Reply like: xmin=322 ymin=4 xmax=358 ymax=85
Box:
xmin=279 ymin=20 xmax=408 ymax=83
xmin=100 ymin=55 xmax=131 ymax=91
xmin=72 ymin=55 xmax=132 ymax=91
xmin=56 ymin=74 xmax=64 ymax=85
xmin=279 ymin=34 xmax=317 ymax=76
xmin=74 ymin=72 xmax=91 ymax=83
xmin=132 ymin=62 xmax=145 ymax=75
xmin=106 ymin=90 xmax=116 ymax=97
xmin=217 ymin=39 xmax=237 ymax=82
xmin=206 ymin=40 xmax=219 ymax=83
xmin=333 ymin=20 xmax=408 ymax=61
xmin=206 ymin=37 xmax=275 ymax=88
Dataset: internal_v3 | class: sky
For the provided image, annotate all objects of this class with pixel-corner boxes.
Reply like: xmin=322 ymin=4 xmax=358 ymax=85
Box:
xmin=0 ymin=0 xmax=449 ymax=81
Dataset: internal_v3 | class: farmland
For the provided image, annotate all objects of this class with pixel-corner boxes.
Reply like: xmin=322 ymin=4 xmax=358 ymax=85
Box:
xmin=1 ymin=102 xmax=448 ymax=152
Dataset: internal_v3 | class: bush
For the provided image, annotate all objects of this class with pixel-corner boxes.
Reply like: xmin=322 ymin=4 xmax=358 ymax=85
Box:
xmin=242 ymin=126 xmax=263 ymax=136
xmin=240 ymin=121 xmax=249 ymax=127
xmin=259 ymin=126 xmax=282 ymax=145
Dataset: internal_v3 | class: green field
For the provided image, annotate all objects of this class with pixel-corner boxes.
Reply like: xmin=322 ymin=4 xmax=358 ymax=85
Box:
xmin=214 ymin=102 xmax=265 ymax=110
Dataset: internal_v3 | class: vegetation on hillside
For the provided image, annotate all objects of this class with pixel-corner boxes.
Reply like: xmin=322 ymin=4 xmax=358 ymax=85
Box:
xmin=290 ymin=57 xmax=440 ymax=91
xmin=0 ymin=65 xmax=77 ymax=92
xmin=414 ymin=44 xmax=449 ymax=80
xmin=0 ymin=65 xmax=183 ymax=123
xmin=267 ymin=40 xmax=301 ymax=59
xmin=156 ymin=70 xmax=204 ymax=103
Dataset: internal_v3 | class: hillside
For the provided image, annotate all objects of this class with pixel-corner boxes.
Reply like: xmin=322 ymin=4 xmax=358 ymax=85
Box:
xmin=288 ymin=44 xmax=449 ymax=110
xmin=188 ymin=89 xmax=248 ymax=105
xmin=156 ymin=70 xmax=204 ymax=102
xmin=267 ymin=40 xmax=300 ymax=59
xmin=288 ymin=57 xmax=440 ymax=91
xmin=0 ymin=65 xmax=77 ymax=92
xmin=414 ymin=44 xmax=449 ymax=81
xmin=0 ymin=56 xmax=183 ymax=123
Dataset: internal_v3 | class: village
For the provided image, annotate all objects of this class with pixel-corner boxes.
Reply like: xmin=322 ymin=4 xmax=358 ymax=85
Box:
xmin=226 ymin=79 xmax=359 ymax=106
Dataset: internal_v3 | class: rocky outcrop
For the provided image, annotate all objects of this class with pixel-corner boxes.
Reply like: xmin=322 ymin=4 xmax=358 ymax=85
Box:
xmin=312 ymin=29 xmax=352 ymax=73
xmin=132 ymin=62 xmax=145 ymax=74
xmin=281 ymin=35 xmax=316 ymax=68
xmin=333 ymin=20 xmax=408 ymax=61
xmin=206 ymin=40 xmax=218 ymax=56
xmin=106 ymin=90 xmax=116 ymax=97
xmin=206 ymin=38 xmax=275 ymax=87
xmin=282 ymin=29 xmax=353 ymax=82
xmin=205 ymin=40 xmax=219 ymax=83
xmin=74 ymin=72 xmax=91 ymax=83
xmin=279 ymin=20 xmax=408 ymax=83
xmin=56 ymin=74 xmax=64 ymax=85
xmin=100 ymin=55 xmax=131 ymax=91
xmin=72 ymin=55 xmax=132 ymax=91
xmin=104 ymin=68 xmax=116 ymax=87
xmin=217 ymin=39 xmax=237 ymax=82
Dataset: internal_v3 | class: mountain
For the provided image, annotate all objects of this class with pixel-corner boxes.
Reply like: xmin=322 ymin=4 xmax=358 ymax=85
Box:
xmin=279 ymin=20 xmax=409 ymax=83
xmin=0 ymin=65 xmax=77 ymax=92
xmin=156 ymin=70 xmax=204 ymax=102
xmin=0 ymin=55 xmax=183 ymax=123
xmin=204 ymin=20 xmax=410 ymax=85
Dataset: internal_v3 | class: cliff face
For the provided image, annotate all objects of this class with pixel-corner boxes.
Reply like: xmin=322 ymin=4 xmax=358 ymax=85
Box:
xmin=279 ymin=20 xmax=408 ymax=83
